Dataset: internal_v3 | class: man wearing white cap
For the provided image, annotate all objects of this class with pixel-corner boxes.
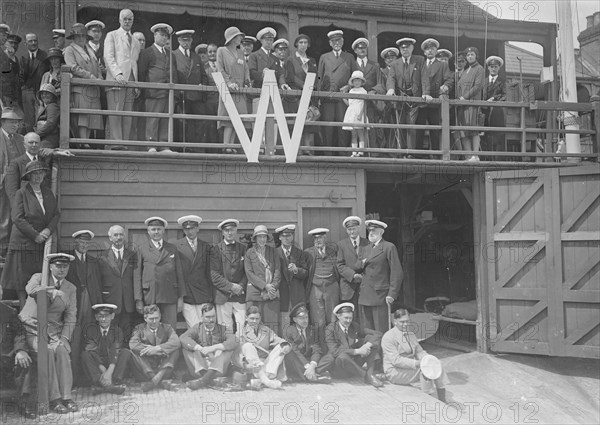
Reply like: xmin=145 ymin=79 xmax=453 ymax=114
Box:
xmin=317 ymin=30 xmax=354 ymax=153
xmin=320 ymin=302 xmax=383 ymax=387
xmin=336 ymin=216 xmax=369 ymax=314
xmin=304 ymin=228 xmax=340 ymax=335
xmin=67 ymin=230 xmax=104 ymax=384
xmin=175 ymin=215 xmax=213 ymax=328
xmin=19 ymin=253 xmax=79 ymax=413
xmin=134 ymin=217 xmax=184 ymax=328
xmin=377 ymin=47 xmax=399 ymax=150
xmin=210 ymin=219 xmax=247 ymax=333
xmin=52 ymin=29 xmax=66 ymax=51
xmin=139 ymin=23 xmax=178 ymax=151
xmin=419 ymin=38 xmax=454 ymax=153
xmin=382 ymin=308 xmax=450 ymax=402
xmin=173 ymin=30 xmax=208 ymax=147
xmin=104 ymin=9 xmax=141 ymax=142
xmin=386 ymin=37 xmax=424 ymax=153
xmin=249 ymin=27 xmax=277 ymax=90
xmin=275 ymin=224 xmax=308 ymax=328
xmin=86 ymin=21 xmax=106 ymax=77
xmin=482 ymin=55 xmax=506 ymax=156
xmin=358 ymin=220 xmax=403 ymax=333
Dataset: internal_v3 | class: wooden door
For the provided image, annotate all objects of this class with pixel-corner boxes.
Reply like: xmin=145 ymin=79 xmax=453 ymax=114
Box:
xmin=485 ymin=166 xmax=599 ymax=358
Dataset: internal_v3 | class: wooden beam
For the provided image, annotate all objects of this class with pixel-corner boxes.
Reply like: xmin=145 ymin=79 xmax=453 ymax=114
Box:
xmin=496 ymin=300 xmax=548 ymax=343
xmin=493 ymin=232 xmax=548 ymax=241
xmin=564 ymin=317 xmax=600 ymax=345
xmin=494 ymin=177 xmax=543 ymax=234
xmin=561 ymin=190 xmax=599 ymax=232
xmin=561 ymin=231 xmax=600 ymax=241
xmin=564 ymin=257 xmax=600 ymax=291
xmin=494 ymin=241 xmax=546 ymax=288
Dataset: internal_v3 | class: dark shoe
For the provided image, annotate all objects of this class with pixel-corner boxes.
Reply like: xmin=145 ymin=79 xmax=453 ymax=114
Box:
xmin=92 ymin=386 xmax=106 ymax=395
xmin=186 ymin=378 xmax=206 ymax=391
xmin=63 ymin=400 xmax=79 ymax=412
xmin=106 ymin=384 xmax=126 ymax=395
xmin=141 ymin=381 xmax=156 ymax=392
xmin=159 ymin=380 xmax=179 ymax=392
xmin=50 ymin=401 xmax=68 ymax=414
xmin=365 ymin=373 xmax=384 ymax=388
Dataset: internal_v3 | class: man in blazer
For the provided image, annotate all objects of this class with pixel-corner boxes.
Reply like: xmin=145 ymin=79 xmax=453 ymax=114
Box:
xmin=173 ymin=30 xmax=208 ymax=147
xmin=103 ymin=8 xmax=141 ymax=142
xmin=357 ymin=220 xmax=403 ymax=334
xmin=304 ymin=228 xmax=340 ymax=337
xmin=20 ymin=33 xmax=48 ymax=132
xmin=138 ymin=24 xmax=178 ymax=150
xmin=386 ymin=38 xmax=424 ymax=152
xmin=175 ymin=215 xmax=213 ymax=328
xmin=248 ymin=27 xmax=277 ymax=91
xmin=210 ymin=219 xmax=247 ymax=334
xmin=420 ymin=38 xmax=454 ymax=152
xmin=275 ymin=224 xmax=308 ymax=328
xmin=85 ymin=20 xmax=106 ymax=77
xmin=133 ymin=217 xmax=185 ymax=329
xmin=284 ymin=303 xmax=331 ymax=383
xmin=127 ymin=304 xmax=180 ymax=392
xmin=66 ymin=229 xmax=103 ymax=383
xmin=319 ymin=302 xmax=383 ymax=387
xmin=482 ymin=56 xmax=507 ymax=155
xmin=98 ymin=224 xmax=138 ymax=337
xmin=18 ymin=253 xmax=79 ymax=413
xmin=317 ymin=30 xmax=354 ymax=152
xmin=81 ymin=303 xmax=131 ymax=394
xmin=336 ymin=216 xmax=369 ymax=314
xmin=180 ymin=303 xmax=237 ymax=389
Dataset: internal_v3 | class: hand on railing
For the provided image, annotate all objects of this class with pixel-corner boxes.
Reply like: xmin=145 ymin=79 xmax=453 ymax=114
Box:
xmin=386 ymin=89 xmax=394 ymax=96
xmin=281 ymin=83 xmax=291 ymax=90
xmin=115 ymin=74 xmax=128 ymax=85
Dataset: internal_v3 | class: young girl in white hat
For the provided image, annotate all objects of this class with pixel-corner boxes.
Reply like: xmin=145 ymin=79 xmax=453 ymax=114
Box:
xmin=342 ymin=70 xmax=368 ymax=157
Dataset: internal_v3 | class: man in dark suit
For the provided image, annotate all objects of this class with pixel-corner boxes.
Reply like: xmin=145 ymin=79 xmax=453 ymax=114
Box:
xmin=98 ymin=224 xmax=138 ymax=338
xmin=127 ymin=304 xmax=180 ymax=392
xmin=483 ymin=55 xmax=507 ymax=156
xmin=316 ymin=30 xmax=354 ymax=152
xmin=175 ymin=215 xmax=213 ymax=328
xmin=319 ymin=303 xmax=383 ymax=387
xmin=66 ymin=230 xmax=104 ymax=384
xmin=275 ymin=225 xmax=308 ymax=330
xmin=336 ymin=216 xmax=369 ymax=314
xmin=81 ymin=304 xmax=131 ymax=394
xmin=386 ymin=38 xmax=424 ymax=153
xmin=0 ymin=34 xmax=23 ymax=108
xmin=420 ymin=38 xmax=454 ymax=152
xmin=304 ymin=228 xmax=340 ymax=338
xmin=210 ymin=219 xmax=247 ymax=334
xmin=357 ymin=220 xmax=403 ymax=334
xmin=138 ymin=24 xmax=177 ymax=151
xmin=20 ymin=33 xmax=48 ymax=132
xmin=133 ymin=216 xmax=185 ymax=329
xmin=173 ymin=30 xmax=208 ymax=149
xmin=19 ymin=253 xmax=79 ymax=413
xmin=284 ymin=303 xmax=331 ymax=383
xmin=180 ymin=303 xmax=237 ymax=389
xmin=200 ymin=43 xmax=219 ymax=143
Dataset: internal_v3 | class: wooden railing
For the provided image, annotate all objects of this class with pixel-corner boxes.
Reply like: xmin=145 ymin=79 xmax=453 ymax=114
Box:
xmin=58 ymin=68 xmax=599 ymax=164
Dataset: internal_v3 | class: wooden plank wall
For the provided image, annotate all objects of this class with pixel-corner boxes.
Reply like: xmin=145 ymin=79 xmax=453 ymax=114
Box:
xmin=56 ymin=156 xmax=366 ymax=252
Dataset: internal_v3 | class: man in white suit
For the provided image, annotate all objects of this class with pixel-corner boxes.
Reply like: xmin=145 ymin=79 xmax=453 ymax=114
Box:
xmin=103 ymin=9 xmax=141 ymax=143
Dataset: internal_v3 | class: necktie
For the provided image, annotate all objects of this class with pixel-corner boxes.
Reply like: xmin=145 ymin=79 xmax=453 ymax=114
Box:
xmin=157 ymin=241 xmax=162 ymax=250
xmin=8 ymin=133 xmax=13 ymax=142
xmin=427 ymin=60 xmax=432 ymax=67
xmin=285 ymin=249 xmax=290 ymax=261
xmin=117 ymin=250 xmax=123 ymax=269
xmin=126 ymin=32 xmax=132 ymax=45
xmin=206 ymin=329 xmax=213 ymax=346
xmin=319 ymin=248 xmax=325 ymax=258
xmin=82 ymin=253 xmax=86 ymax=262
xmin=191 ymin=241 xmax=197 ymax=253
xmin=343 ymin=327 xmax=349 ymax=344
xmin=353 ymin=240 xmax=359 ymax=255
xmin=102 ymin=330 xmax=107 ymax=338
xmin=185 ymin=48 xmax=189 ymax=58
xmin=32 ymin=155 xmax=38 ymax=161
xmin=31 ymin=52 xmax=35 ymax=61
xmin=335 ymin=52 xmax=339 ymax=58
xmin=301 ymin=329 xmax=307 ymax=346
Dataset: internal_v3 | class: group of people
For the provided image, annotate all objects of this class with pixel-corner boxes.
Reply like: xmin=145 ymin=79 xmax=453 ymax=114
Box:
xmin=1 ymin=211 xmax=453 ymax=418
xmin=2 ymin=8 xmax=507 ymax=158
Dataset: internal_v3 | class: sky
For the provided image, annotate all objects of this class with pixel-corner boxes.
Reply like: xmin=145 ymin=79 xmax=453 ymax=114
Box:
xmin=469 ymin=0 xmax=599 ymax=53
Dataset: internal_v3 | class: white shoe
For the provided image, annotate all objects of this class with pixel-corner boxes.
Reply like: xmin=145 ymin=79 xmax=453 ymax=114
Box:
xmin=160 ymin=148 xmax=174 ymax=153
xmin=466 ymin=155 xmax=480 ymax=162
xmin=148 ymin=148 xmax=157 ymax=153
xmin=350 ymin=152 xmax=358 ymax=157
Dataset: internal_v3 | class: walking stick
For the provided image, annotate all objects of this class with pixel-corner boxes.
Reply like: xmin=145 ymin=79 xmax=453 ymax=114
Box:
xmin=387 ymin=301 xmax=393 ymax=330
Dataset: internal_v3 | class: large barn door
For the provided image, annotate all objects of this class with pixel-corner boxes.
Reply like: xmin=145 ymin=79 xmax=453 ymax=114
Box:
xmin=485 ymin=166 xmax=599 ymax=358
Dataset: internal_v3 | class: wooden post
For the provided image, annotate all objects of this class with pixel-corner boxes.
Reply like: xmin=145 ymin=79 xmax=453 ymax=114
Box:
xmin=441 ymin=96 xmax=451 ymax=160
xmin=399 ymin=185 xmax=416 ymax=309
xmin=592 ymin=95 xmax=600 ymax=162
xmin=59 ymin=69 xmax=71 ymax=149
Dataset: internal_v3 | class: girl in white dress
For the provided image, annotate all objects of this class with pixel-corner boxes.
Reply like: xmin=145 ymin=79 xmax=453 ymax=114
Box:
xmin=342 ymin=70 xmax=368 ymax=157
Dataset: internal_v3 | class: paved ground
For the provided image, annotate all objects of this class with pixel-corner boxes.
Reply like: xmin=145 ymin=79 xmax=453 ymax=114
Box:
xmin=1 ymin=343 xmax=598 ymax=424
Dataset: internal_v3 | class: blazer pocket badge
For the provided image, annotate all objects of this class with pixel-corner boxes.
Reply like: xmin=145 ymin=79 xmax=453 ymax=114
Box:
xmin=169 ymin=254 xmax=175 ymax=259
xmin=237 ymin=59 xmax=244 ymax=65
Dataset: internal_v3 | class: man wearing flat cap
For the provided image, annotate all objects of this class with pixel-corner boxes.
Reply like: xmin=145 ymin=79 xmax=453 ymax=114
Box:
xmin=482 ymin=55 xmax=506 ymax=156
xmin=276 ymin=224 xmax=308 ymax=329
xmin=180 ymin=303 xmax=237 ymax=390
xmin=337 ymin=216 xmax=369 ymax=315
xmin=175 ymin=215 xmax=213 ymax=328
xmin=134 ymin=217 xmax=185 ymax=329
xmin=386 ymin=38 xmax=424 ymax=154
xmin=304 ymin=228 xmax=340 ymax=338
xmin=67 ymin=230 xmax=104 ymax=383
xmin=319 ymin=302 xmax=383 ymax=387
xmin=18 ymin=253 xmax=80 ymax=413
xmin=356 ymin=220 xmax=403 ymax=333
xmin=317 ymin=30 xmax=354 ymax=153
xmin=419 ymin=38 xmax=454 ymax=154
xmin=210 ymin=219 xmax=247 ymax=334
xmin=138 ymin=24 xmax=179 ymax=151
xmin=103 ymin=9 xmax=141 ymax=143
xmin=173 ymin=30 xmax=208 ymax=148
xmin=284 ymin=302 xmax=331 ymax=383
xmin=81 ymin=304 xmax=131 ymax=394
